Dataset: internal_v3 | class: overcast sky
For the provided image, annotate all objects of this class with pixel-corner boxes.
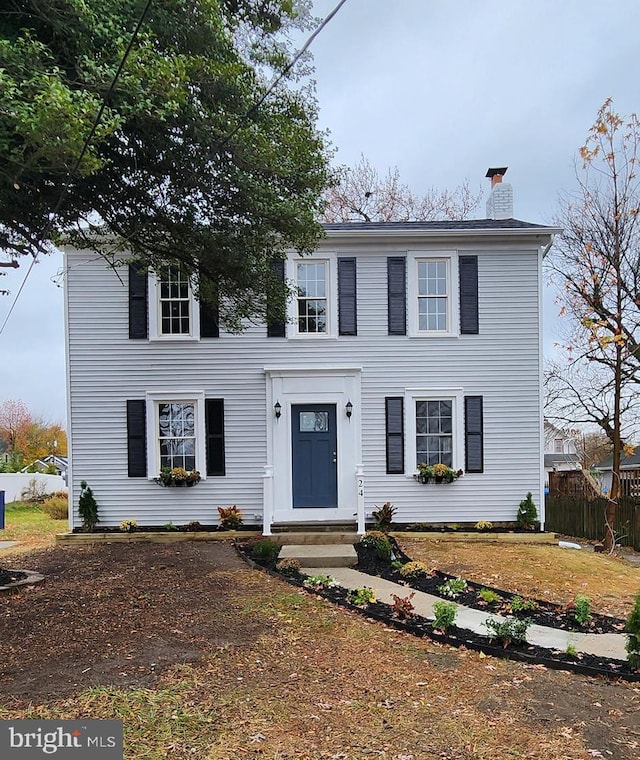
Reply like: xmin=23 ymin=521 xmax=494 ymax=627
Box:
xmin=2 ymin=0 xmax=640 ymax=424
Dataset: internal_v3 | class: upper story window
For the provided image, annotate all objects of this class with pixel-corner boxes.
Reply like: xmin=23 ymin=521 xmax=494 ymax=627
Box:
xmin=407 ymin=251 xmax=459 ymax=338
xmin=297 ymin=261 xmax=327 ymax=334
xmin=418 ymin=260 xmax=448 ymax=331
xmin=159 ymin=268 xmax=191 ymax=335
xmin=148 ymin=267 xmax=200 ymax=341
xmin=553 ymin=438 xmax=564 ymax=454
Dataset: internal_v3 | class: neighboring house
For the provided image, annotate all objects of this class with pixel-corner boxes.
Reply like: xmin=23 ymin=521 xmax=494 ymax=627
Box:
xmin=20 ymin=455 xmax=69 ymax=482
xmin=63 ymin=171 xmax=558 ymax=533
xmin=543 ymin=421 xmax=581 ymax=488
xmin=597 ymin=451 xmax=640 ymax=496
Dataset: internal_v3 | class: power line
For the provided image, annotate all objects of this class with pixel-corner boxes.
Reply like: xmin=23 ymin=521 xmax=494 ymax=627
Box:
xmin=0 ymin=0 xmax=153 ymax=336
xmin=217 ymin=0 xmax=349 ymax=151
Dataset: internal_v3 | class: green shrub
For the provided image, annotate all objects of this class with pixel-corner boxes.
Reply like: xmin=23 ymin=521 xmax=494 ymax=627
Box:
xmin=516 ymin=492 xmax=538 ymax=530
xmin=360 ymin=531 xmax=392 ymax=561
xmin=391 ymin=559 xmax=405 ymax=571
xmin=625 ymin=590 xmax=640 ymax=670
xmin=510 ymin=596 xmax=537 ymax=613
xmin=484 ymin=617 xmax=531 ymax=648
xmin=399 ymin=560 xmax=432 ymax=579
xmin=371 ymin=501 xmax=396 ymax=532
xmin=163 ymin=522 xmax=177 ymax=531
xmin=432 ymin=601 xmax=457 ymax=631
xmin=572 ymin=594 xmax=592 ymax=625
xmin=479 ymin=588 xmax=500 ymax=604
xmin=42 ymin=496 xmax=68 ymax=520
xmin=78 ymin=480 xmax=98 ymax=531
xmin=251 ymin=539 xmax=280 ymax=564
xmin=347 ymin=587 xmax=376 ymax=605
xmin=437 ymin=577 xmax=467 ymax=599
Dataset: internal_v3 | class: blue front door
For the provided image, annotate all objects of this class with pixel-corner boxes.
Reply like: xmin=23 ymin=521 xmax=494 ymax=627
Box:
xmin=291 ymin=404 xmax=338 ymax=508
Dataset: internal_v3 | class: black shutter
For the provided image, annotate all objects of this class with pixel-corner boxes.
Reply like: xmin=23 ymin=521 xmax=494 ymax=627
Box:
xmin=128 ymin=264 xmax=148 ymax=339
xmin=465 ymin=396 xmax=483 ymax=472
xmin=205 ymin=399 xmax=225 ymax=476
xmin=338 ymin=257 xmax=357 ymax=335
xmin=199 ymin=299 xmax=219 ymax=338
xmin=385 ymin=397 xmax=404 ymax=474
xmin=267 ymin=258 xmax=286 ymax=337
xmin=127 ymin=400 xmax=147 ymax=477
xmin=459 ymin=256 xmax=479 ymax=334
xmin=387 ymin=257 xmax=406 ymax=335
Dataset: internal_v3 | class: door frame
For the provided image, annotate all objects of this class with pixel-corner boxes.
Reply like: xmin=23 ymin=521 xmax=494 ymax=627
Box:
xmin=264 ymin=367 xmax=362 ymax=526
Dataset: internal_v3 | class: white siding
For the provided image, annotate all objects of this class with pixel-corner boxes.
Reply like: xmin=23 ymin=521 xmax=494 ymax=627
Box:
xmin=65 ymin=230 xmax=546 ymax=528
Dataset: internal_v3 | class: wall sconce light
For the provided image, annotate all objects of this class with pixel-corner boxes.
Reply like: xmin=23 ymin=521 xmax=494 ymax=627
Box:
xmin=274 ymin=401 xmax=282 ymax=419
xmin=345 ymin=400 xmax=353 ymax=419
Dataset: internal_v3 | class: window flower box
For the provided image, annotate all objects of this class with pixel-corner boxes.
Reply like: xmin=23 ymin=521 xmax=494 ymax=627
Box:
xmin=155 ymin=467 xmax=201 ymax=487
xmin=415 ymin=463 xmax=463 ymax=484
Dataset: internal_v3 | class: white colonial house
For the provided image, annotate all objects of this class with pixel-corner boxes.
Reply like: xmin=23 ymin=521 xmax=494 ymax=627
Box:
xmin=63 ymin=172 xmax=557 ymax=533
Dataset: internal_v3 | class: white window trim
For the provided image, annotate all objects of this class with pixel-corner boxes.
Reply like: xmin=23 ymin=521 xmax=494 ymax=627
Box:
xmin=407 ymin=250 xmax=459 ymax=338
xmin=286 ymin=252 xmax=338 ymax=339
xmin=148 ymin=270 xmax=200 ymax=341
xmin=145 ymin=391 xmax=206 ymax=480
xmin=404 ymin=387 xmax=464 ymax=475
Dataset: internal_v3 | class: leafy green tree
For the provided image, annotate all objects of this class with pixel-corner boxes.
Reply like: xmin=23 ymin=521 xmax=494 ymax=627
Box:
xmin=0 ymin=0 xmax=331 ymax=329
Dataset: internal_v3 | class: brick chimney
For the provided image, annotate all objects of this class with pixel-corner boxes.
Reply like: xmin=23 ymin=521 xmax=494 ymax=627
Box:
xmin=485 ymin=167 xmax=513 ymax=219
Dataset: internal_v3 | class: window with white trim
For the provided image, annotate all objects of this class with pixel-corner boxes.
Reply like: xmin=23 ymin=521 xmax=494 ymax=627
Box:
xmin=297 ymin=261 xmax=328 ymax=334
xmin=146 ymin=392 xmax=206 ymax=477
xmin=417 ymin=260 xmax=448 ymax=331
xmin=553 ymin=438 xmax=564 ymax=454
xmin=407 ymin=251 xmax=459 ymax=337
xmin=287 ymin=254 xmax=338 ymax=338
xmin=149 ymin=268 xmax=200 ymax=340
xmin=416 ymin=399 xmax=453 ymax=466
xmin=405 ymin=389 xmax=464 ymax=473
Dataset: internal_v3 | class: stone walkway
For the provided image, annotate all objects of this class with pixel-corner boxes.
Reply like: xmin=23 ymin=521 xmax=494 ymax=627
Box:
xmin=303 ymin=566 xmax=629 ymax=661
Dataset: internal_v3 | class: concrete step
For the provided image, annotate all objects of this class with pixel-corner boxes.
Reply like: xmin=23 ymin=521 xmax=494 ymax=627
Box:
xmin=272 ymin=532 xmax=360 ymax=546
xmin=279 ymin=543 xmax=358 ymax=567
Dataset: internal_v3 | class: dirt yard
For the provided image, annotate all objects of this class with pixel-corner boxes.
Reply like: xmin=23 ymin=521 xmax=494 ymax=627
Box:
xmin=0 ymin=540 xmax=638 ymax=760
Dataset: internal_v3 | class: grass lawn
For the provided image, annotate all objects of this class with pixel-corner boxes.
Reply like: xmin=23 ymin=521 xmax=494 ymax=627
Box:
xmin=1 ymin=501 xmax=67 ymax=553
xmin=0 ymin=515 xmax=639 ymax=760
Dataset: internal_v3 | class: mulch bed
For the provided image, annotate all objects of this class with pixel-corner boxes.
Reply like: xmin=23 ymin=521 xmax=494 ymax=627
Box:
xmin=236 ymin=539 xmax=639 ymax=681
xmin=0 ymin=569 xmax=27 ymax=586
xmin=354 ymin=540 xmax=627 ymax=634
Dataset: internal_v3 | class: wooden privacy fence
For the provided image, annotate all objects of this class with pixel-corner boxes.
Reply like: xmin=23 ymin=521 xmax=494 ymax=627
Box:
xmin=545 ymin=495 xmax=640 ymax=550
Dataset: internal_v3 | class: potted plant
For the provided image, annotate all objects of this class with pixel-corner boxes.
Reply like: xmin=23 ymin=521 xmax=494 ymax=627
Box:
xmin=156 ymin=467 xmax=201 ymax=487
xmin=415 ymin=463 xmax=463 ymax=484
xmin=416 ymin=462 xmax=435 ymax=483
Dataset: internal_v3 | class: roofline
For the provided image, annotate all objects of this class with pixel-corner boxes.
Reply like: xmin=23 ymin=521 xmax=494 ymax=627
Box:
xmin=322 ymin=226 xmax=561 ymax=241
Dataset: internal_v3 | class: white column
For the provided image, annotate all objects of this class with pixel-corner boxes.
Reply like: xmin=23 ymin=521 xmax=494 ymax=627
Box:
xmin=263 ymin=465 xmax=274 ymax=535
xmin=356 ymin=464 xmax=365 ymax=534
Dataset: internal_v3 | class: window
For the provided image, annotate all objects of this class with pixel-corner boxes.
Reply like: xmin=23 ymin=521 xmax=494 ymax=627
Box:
xmin=417 ymin=260 xmax=448 ymax=331
xmin=416 ymin=400 xmax=453 ymax=467
xmin=287 ymin=255 xmax=338 ymax=338
xmin=407 ymin=251 xmax=459 ymax=337
xmin=159 ymin=268 xmax=191 ymax=335
xmin=554 ymin=438 xmax=564 ymax=454
xmin=405 ymin=389 xmax=464 ymax=472
xmin=148 ymin=268 xmax=200 ymax=340
xmin=145 ymin=392 xmax=206 ymax=477
xmin=297 ymin=261 xmax=327 ymax=334
xmin=158 ymin=402 xmax=196 ymax=470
